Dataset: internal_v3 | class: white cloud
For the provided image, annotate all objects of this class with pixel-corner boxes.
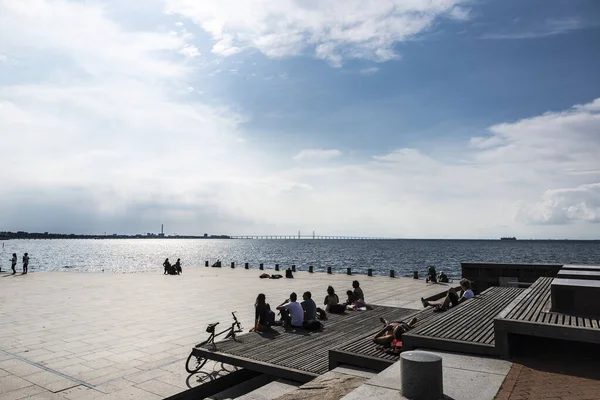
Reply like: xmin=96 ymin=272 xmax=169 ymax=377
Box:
xmin=180 ymin=44 xmax=200 ymax=58
xmin=482 ymin=17 xmax=586 ymax=40
xmin=165 ymin=0 xmax=470 ymax=66
xmin=359 ymin=67 xmax=379 ymax=76
xmin=293 ymin=149 xmax=342 ymax=162
xmin=516 ymin=184 xmax=600 ymax=225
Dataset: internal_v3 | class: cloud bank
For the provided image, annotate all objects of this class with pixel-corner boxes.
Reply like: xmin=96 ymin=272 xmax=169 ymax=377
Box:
xmin=165 ymin=0 xmax=471 ymax=66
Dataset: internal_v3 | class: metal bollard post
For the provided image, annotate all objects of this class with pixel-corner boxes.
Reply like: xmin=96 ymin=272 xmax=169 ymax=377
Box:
xmin=275 ymin=264 xmax=280 ymax=271
xmin=231 ymin=262 xmax=235 ymax=268
xmin=309 ymin=266 xmax=314 ymax=273
xmin=259 ymin=263 xmax=264 ymax=270
xmin=390 ymin=270 xmax=395 ymax=278
xmin=245 ymin=263 xmax=249 ymax=269
xmin=368 ymin=268 xmax=373 ymax=276
xmin=413 ymin=271 xmax=419 ymax=279
xmin=205 ymin=261 xmax=209 ymax=267
xmin=347 ymin=268 xmax=352 ymax=275
xmin=291 ymin=265 xmax=296 ymax=272
xmin=327 ymin=267 xmax=332 ymax=274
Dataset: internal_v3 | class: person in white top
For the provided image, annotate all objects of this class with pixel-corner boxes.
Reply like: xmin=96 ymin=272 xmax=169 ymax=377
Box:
xmin=421 ymin=278 xmax=474 ymax=312
xmin=276 ymin=292 xmax=304 ymax=328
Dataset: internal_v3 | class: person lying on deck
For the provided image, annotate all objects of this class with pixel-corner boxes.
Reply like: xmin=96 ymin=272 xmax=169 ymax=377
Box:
xmin=421 ymin=278 xmax=474 ymax=312
xmin=250 ymin=293 xmax=275 ymax=332
xmin=373 ymin=317 xmax=418 ymax=346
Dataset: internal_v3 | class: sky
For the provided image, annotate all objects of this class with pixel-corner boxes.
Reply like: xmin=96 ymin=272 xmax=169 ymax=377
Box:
xmin=1 ymin=0 xmax=600 ymax=239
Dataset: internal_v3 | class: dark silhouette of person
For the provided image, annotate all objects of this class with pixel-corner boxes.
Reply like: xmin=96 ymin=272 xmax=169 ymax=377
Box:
xmin=22 ymin=253 xmax=29 ymax=274
xmin=10 ymin=253 xmax=17 ymax=275
xmin=174 ymin=258 xmax=182 ymax=275
xmin=163 ymin=258 xmax=171 ymax=275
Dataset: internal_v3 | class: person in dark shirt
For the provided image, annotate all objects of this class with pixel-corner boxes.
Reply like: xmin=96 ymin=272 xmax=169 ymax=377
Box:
xmin=301 ymin=291 xmax=317 ymax=321
xmin=252 ymin=293 xmax=273 ymax=332
xmin=173 ymin=258 xmax=182 ymax=275
xmin=163 ymin=258 xmax=170 ymax=275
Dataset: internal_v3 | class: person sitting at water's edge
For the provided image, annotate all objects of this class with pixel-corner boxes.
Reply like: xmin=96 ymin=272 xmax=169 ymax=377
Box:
xmin=250 ymin=293 xmax=275 ymax=332
xmin=212 ymin=259 xmax=222 ymax=268
xmin=421 ymin=278 xmax=474 ymax=312
xmin=301 ymin=291 xmax=317 ymax=320
xmin=285 ymin=268 xmax=294 ymax=278
xmin=352 ymin=280 xmax=365 ymax=304
xmin=276 ymin=293 xmax=304 ymax=329
xmin=373 ymin=316 xmax=418 ymax=346
xmin=174 ymin=258 xmax=182 ymax=275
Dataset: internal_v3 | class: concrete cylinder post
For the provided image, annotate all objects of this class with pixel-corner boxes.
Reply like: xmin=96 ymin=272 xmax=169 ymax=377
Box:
xmin=291 ymin=265 xmax=296 ymax=272
xmin=368 ymin=268 xmax=373 ymax=276
xmin=327 ymin=267 xmax=332 ymax=274
xmin=275 ymin=264 xmax=280 ymax=271
xmin=245 ymin=263 xmax=249 ymax=269
xmin=259 ymin=263 xmax=264 ymax=270
xmin=205 ymin=261 xmax=209 ymax=267
xmin=400 ymin=351 xmax=443 ymax=400
xmin=347 ymin=268 xmax=352 ymax=275
xmin=390 ymin=270 xmax=395 ymax=278
xmin=413 ymin=271 xmax=419 ymax=279
xmin=309 ymin=266 xmax=314 ymax=273
xmin=231 ymin=262 xmax=235 ymax=268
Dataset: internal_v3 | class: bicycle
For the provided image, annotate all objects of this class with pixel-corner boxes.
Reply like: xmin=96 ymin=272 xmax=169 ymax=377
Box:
xmin=185 ymin=311 xmax=244 ymax=373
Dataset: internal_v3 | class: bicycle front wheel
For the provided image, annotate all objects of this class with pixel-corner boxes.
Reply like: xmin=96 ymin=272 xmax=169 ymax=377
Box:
xmin=185 ymin=343 xmax=208 ymax=373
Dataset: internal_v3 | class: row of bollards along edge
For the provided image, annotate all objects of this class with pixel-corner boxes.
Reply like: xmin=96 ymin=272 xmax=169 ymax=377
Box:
xmin=204 ymin=260 xmax=401 ymax=278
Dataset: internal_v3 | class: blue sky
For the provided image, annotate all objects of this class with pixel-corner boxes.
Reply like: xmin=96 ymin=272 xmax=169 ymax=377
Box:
xmin=1 ymin=0 xmax=600 ymax=238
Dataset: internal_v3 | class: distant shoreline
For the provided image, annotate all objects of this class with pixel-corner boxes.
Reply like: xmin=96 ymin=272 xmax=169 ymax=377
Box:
xmin=0 ymin=233 xmax=231 ymax=240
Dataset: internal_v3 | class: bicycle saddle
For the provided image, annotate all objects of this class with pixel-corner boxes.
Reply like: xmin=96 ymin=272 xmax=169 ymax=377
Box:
xmin=208 ymin=322 xmax=219 ymax=328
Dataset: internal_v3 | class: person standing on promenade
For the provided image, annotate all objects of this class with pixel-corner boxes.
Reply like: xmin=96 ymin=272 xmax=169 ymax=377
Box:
xmin=174 ymin=258 xmax=182 ymax=275
xmin=10 ymin=253 xmax=17 ymax=275
xmin=163 ymin=258 xmax=170 ymax=275
xmin=22 ymin=253 xmax=29 ymax=274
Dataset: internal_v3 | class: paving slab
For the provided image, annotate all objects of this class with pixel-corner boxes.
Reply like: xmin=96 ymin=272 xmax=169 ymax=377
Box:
xmin=0 ymin=268 xmax=445 ymax=399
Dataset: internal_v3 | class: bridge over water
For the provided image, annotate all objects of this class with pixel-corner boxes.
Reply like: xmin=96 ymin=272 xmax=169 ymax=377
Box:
xmin=229 ymin=234 xmax=394 ymax=240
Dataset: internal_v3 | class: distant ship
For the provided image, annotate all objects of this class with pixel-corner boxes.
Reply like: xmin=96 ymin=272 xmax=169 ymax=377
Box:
xmin=500 ymin=237 xmax=517 ymax=241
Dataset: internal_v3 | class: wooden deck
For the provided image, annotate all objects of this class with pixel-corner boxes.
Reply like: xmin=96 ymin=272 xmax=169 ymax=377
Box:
xmin=494 ymin=277 xmax=600 ymax=357
xmin=191 ymin=305 xmax=417 ymax=382
xmin=401 ymin=286 xmax=524 ymax=356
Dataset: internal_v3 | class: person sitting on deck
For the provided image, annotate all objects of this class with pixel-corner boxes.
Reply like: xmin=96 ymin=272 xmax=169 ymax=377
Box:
xmin=285 ymin=268 xmax=294 ymax=278
xmin=421 ymin=278 xmax=474 ymax=312
xmin=173 ymin=258 xmax=182 ymax=275
xmin=352 ymin=280 xmax=366 ymax=306
xmin=373 ymin=316 xmax=418 ymax=346
xmin=163 ymin=258 xmax=171 ymax=275
xmin=276 ymin=292 xmax=304 ymax=328
xmin=324 ymin=286 xmax=345 ymax=313
xmin=250 ymin=293 xmax=274 ymax=332
xmin=301 ymin=291 xmax=317 ymax=321
xmin=344 ymin=290 xmax=356 ymax=307
xmin=212 ymin=259 xmax=222 ymax=268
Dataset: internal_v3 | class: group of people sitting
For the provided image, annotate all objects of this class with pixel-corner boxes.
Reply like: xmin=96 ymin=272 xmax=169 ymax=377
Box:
xmin=162 ymin=258 xmax=182 ymax=275
xmin=252 ymin=280 xmax=368 ymax=332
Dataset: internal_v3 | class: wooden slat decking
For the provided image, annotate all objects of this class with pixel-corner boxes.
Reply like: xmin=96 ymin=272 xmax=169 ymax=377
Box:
xmin=400 ymin=286 xmax=525 ymax=356
xmin=191 ymin=305 xmax=417 ymax=382
xmin=494 ymin=277 xmax=600 ymax=357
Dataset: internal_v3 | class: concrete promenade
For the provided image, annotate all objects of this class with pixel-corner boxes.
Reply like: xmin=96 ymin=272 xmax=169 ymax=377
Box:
xmin=0 ymin=267 xmax=448 ymax=399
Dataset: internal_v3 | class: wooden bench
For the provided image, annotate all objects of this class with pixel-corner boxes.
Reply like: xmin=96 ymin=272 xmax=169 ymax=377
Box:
xmin=191 ymin=305 xmax=417 ymax=382
xmin=494 ymin=277 xmax=600 ymax=357
xmin=400 ymin=286 xmax=524 ymax=356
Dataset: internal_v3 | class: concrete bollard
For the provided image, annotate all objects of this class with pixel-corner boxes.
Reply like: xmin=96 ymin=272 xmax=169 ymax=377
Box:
xmin=327 ymin=267 xmax=332 ymax=274
xmin=275 ymin=264 xmax=280 ymax=271
xmin=400 ymin=351 xmax=443 ymax=400
xmin=413 ymin=271 xmax=419 ymax=279
xmin=291 ymin=265 xmax=296 ymax=272
xmin=205 ymin=261 xmax=209 ymax=267
xmin=259 ymin=263 xmax=264 ymax=270
xmin=390 ymin=270 xmax=395 ymax=278
xmin=245 ymin=263 xmax=249 ymax=269
xmin=231 ymin=262 xmax=235 ymax=268
xmin=309 ymin=266 xmax=314 ymax=273
xmin=347 ymin=268 xmax=352 ymax=275
xmin=368 ymin=268 xmax=373 ymax=276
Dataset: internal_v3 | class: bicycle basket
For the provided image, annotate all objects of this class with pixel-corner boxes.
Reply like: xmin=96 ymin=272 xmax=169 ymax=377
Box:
xmin=206 ymin=325 xmax=215 ymax=333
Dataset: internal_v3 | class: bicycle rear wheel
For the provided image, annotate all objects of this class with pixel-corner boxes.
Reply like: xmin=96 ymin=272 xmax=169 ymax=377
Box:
xmin=185 ymin=342 xmax=209 ymax=373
